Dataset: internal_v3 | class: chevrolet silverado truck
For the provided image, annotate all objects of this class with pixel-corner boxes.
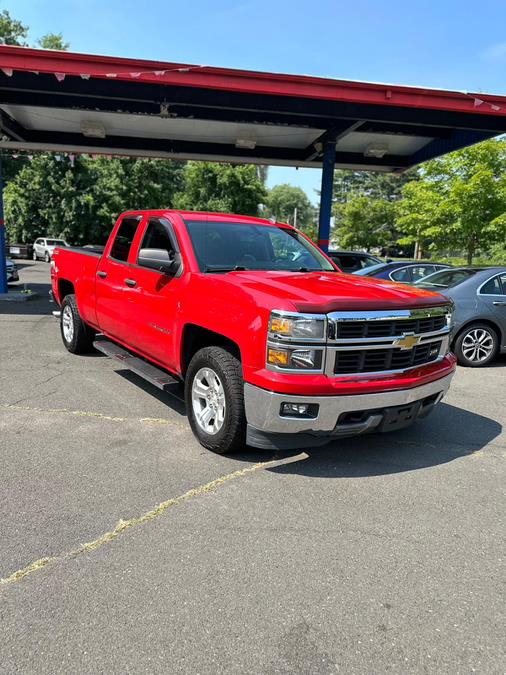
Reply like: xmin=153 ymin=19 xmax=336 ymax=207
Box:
xmin=51 ymin=210 xmax=456 ymax=454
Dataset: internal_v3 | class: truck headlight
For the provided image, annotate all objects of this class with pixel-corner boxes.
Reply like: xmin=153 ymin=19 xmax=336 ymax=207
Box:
xmin=269 ymin=311 xmax=326 ymax=341
xmin=267 ymin=346 xmax=323 ymax=370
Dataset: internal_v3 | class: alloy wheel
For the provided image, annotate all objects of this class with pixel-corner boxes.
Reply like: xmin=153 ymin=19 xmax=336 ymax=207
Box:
xmin=461 ymin=328 xmax=494 ymax=363
xmin=191 ymin=367 xmax=226 ymax=435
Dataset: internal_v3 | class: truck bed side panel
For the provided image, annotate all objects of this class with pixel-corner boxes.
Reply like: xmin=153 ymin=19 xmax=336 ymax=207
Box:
xmin=52 ymin=248 xmax=101 ymax=328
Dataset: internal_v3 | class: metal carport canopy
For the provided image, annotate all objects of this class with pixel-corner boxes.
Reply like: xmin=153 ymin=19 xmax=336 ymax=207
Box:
xmin=1 ymin=44 xmax=506 ymax=289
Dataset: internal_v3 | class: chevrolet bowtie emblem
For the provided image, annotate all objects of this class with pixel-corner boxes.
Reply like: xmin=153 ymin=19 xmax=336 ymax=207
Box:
xmin=394 ymin=333 xmax=421 ymax=350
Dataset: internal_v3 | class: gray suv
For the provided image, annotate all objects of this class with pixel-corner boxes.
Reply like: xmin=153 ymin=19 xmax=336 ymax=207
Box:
xmin=416 ymin=267 xmax=506 ymax=367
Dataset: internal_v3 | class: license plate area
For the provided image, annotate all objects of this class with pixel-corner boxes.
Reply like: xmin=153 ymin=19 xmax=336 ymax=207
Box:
xmin=378 ymin=401 xmax=422 ymax=432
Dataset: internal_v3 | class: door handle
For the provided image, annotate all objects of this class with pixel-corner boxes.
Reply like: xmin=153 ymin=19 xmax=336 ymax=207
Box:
xmin=97 ymin=271 xmax=107 ymax=279
xmin=124 ymin=278 xmax=137 ymax=287
xmin=492 ymin=301 xmax=506 ymax=306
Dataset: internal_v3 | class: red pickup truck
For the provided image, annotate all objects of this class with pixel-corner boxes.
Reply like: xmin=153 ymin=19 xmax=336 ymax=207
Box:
xmin=51 ymin=210 xmax=456 ymax=454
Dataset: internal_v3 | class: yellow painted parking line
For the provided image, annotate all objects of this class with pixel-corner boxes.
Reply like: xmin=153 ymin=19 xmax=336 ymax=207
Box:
xmin=0 ymin=453 xmax=304 ymax=588
xmin=0 ymin=403 xmax=185 ymax=428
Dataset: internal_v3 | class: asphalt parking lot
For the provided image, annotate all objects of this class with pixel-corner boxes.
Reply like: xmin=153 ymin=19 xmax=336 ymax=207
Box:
xmin=1 ymin=260 xmax=505 ymax=674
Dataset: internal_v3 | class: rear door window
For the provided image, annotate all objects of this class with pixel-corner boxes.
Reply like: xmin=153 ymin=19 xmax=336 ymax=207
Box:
xmin=391 ymin=267 xmax=412 ymax=282
xmin=109 ymin=216 xmax=142 ymax=262
xmin=480 ymin=274 xmax=505 ymax=295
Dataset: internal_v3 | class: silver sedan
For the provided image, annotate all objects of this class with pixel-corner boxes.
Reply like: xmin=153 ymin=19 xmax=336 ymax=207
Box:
xmin=416 ymin=267 xmax=506 ymax=367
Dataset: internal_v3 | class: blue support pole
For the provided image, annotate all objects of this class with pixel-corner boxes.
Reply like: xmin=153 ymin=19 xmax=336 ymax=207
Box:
xmin=0 ymin=154 xmax=7 ymax=294
xmin=317 ymin=140 xmax=336 ymax=253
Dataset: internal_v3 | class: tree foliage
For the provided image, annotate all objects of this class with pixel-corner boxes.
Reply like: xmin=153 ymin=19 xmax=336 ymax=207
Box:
xmin=335 ymin=196 xmax=397 ymax=252
xmin=5 ymin=156 xmax=186 ymax=245
xmin=174 ymin=162 xmax=267 ymax=216
xmin=264 ymin=183 xmax=316 ymax=228
xmin=0 ymin=9 xmax=28 ymax=45
xmin=37 ymin=33 xmax=70 ymax=50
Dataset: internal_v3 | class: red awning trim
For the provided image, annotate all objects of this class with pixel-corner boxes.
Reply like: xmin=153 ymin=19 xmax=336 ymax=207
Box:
xmin=1 ymin=45 xmax=506 ymax=117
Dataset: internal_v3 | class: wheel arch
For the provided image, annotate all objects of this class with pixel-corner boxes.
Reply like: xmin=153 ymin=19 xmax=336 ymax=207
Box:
xmin=452 ymin=317 xmax=503 ymax=347
xmin=58 ymin=278 xmax=75 ymax=303
xmin=181 ymin=324 xmax=242 ymax=375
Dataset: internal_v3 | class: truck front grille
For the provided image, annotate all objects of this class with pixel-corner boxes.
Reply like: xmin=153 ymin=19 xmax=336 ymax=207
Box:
xmin=326 ymin=307 xmax=451 ymax=376
xmin=333 ymin=315 xmax=446 ymax=339
xmin=333 ymin=341 xmax=442 ymax=375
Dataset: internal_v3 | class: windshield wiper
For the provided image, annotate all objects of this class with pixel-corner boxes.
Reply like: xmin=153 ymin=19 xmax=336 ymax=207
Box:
xmin=204 ymin=265 xmax=248 ymax=273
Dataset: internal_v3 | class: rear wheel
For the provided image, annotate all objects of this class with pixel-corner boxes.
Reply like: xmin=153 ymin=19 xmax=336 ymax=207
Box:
xmin=44 ymin=252 xmax=50 ymax=263
xmin=32 ymin=250 xmax=37 ymax=261
xmin=60 ymin=294 xmax=95 ymax=354
xmin=185 ymin=346 xmax=246 ymax=454
xmin=453 ymin=323 xmax=498 ymax=367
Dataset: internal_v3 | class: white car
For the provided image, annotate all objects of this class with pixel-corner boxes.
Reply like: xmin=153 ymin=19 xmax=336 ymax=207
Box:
xmin=33 ymin=238 xmax=69 ymax=262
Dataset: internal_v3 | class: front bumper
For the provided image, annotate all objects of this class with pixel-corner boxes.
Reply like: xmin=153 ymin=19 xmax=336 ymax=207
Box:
xmin=244 ymin=372 xmax=454 ymax=449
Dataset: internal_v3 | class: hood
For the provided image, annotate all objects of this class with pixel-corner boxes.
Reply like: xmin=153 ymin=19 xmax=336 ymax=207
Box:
xmin=220 ymin=270 xmax=449 ymax=312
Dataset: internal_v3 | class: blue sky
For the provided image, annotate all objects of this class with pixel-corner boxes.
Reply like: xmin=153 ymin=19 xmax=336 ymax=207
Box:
xmin=10 ymin=0 xmax=506 ymax=203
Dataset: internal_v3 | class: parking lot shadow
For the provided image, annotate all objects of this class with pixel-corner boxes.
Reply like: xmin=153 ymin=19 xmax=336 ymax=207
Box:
xmin=240 ymin=403 xmax=502 ymax=478
xmin=0 ymin=284 xmax=52 ymax=315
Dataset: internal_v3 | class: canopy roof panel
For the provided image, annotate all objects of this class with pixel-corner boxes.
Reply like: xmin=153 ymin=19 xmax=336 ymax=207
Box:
xmin=1 ymin=45 xmax=506 ymax=171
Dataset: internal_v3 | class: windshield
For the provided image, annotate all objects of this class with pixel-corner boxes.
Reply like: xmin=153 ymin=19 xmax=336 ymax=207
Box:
xmin=184 ymin=219 xmax=335 ymax=273
xmin=354 ymin=262 xmax=389 ymax=276
xmin=415 ymin=268 xmax=480 ymax=289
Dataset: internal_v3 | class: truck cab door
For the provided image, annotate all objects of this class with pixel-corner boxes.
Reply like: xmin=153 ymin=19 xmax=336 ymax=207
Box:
xmin=95 ymin=214 xmax=144 ymax=343
xmin=122 ymin=216 xmax=184 ymax=371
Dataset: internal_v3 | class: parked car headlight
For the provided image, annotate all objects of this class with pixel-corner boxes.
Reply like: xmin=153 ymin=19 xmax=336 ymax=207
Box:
xmin=269 ymin=311 xmax=326 ymax=341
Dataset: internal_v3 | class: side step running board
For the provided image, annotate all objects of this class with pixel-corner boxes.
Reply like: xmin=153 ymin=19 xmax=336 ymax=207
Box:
xmin=93 ymin=336 xmax=180 ymax=392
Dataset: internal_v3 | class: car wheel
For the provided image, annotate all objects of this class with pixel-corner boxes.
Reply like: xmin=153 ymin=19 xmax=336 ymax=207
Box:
xmin=453 ymin=323 xmax=498 ymax=367
xmin=185 ymin=346 xmax=246 ymax=454
xmin=32 ymin=250 xmax=37 ymax=261
xmin=44 ymin=252 xmax=50 ymax=263
xmin=60 ymin=294 xmax=95 ymax=354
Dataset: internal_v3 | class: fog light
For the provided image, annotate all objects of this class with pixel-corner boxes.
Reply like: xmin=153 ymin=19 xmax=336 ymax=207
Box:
xmin=280 ymin=402 xmax=319 ymax=419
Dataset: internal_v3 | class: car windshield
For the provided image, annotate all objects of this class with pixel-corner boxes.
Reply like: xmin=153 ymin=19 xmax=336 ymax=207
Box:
xmin=353 ymin=262 xmax=389 ymax=276
xmin=184 ymin=219 xmax=335 ymax=273
xmin=46 ymin=239 xmax=66 ymax=246
xmin=415 ymin=268 xmax=481 ymax=289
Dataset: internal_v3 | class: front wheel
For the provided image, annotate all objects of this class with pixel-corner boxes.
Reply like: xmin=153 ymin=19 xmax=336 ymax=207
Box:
xmin=453 ymin=323 xmax=498 ymax=367
xmin=60 ymin=294 xmax=95 ymax=354
xmin=185 ymin=346 xmax=246 ymax=454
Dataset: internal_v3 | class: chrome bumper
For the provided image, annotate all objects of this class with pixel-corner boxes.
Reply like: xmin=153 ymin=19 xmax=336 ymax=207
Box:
xmin=244 ymin=372 xmax=454 ymax=436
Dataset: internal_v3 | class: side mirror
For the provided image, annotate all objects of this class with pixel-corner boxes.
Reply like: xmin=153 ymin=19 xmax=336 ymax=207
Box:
xmin=138 ymin=248 xmax=181 ymax=275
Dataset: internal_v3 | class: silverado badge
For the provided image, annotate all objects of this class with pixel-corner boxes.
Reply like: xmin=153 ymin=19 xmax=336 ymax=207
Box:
xmin=393 ymin=333 xmax=421 ymax=350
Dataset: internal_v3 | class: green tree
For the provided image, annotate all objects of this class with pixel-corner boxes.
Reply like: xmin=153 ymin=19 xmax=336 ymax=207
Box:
xmin=37 ymin=33 xmax=70 ymax=50
xmin=447 ymin=168 xmax=506 ymax=264
xmin=0 ymin=9 xmax=28 ymax=45
xmin=396 ymin=180 xmax=451 ymax=258
xmin=332 ymin=168 xmax=417 ymax=204
xmin=264 ymin=184 xmax=316 ymax=228
xmin=175 ymin=162 xmax=267 ymax=216
xmin=5 ymin=155 xmax=186 ymax=245
xmin=335 ymin=195 xmax=396 ymax=251
xmin=397 ymin=139 xmax=506 ymax=263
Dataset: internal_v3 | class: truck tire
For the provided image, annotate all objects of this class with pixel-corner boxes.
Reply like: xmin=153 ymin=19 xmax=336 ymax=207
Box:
xmin=185 ymin=346 xmax=246 ymax=454
xmin=453 ymin=322 xmax=498 ymax=367
xmin=60 ymin=294 xmax=95 ymax=354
